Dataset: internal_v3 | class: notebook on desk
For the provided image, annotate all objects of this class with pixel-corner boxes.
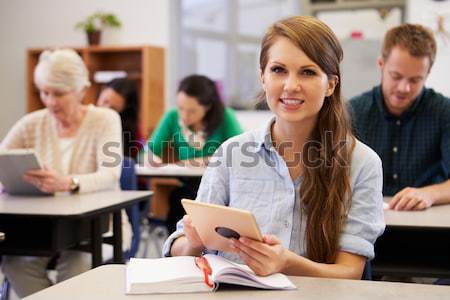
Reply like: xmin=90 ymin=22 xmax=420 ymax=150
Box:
xmin=0 ymin=149 xmax=51 ymax=196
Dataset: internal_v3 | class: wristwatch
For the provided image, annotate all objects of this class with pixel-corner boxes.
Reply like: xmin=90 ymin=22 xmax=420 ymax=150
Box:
xmin=69 ymin=177 xmax=80 ymax=194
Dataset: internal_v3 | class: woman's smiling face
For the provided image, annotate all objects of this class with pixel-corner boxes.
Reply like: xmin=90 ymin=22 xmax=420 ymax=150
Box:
xmin=260 ymin=36 xmax=336 ymax=126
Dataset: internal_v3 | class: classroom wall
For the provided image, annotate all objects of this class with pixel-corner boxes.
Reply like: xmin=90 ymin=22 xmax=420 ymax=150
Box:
xmin=319 ymin=2 xmax=450 ymax=100
xmin=0 ymin=0 xmax=170 ymax=140
xmin=318 ymin=8 xmax=401 ymax=99
xmin=407 ymin=0 xmax=450 ymax=97
xmin=1 ymin=1 xmax=448 ymax=140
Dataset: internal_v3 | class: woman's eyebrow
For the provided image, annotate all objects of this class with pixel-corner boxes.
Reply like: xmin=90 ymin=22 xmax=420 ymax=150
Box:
xmin=270 ymin=61 xmax=318 ymax=69
xmin=300 ymin=65 xmax=318 ymax=69
xmin=270 ymin=61 xmax=286 ymax=66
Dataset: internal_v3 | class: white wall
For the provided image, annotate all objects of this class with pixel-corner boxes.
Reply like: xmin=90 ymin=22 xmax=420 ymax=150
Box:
xmin=0 ymin=0 xmax=169 ymax=139
xmin=407 ymin=0 xmax=450 ymax=97
xmin=318 ymin=8 xmax=402 ymax=99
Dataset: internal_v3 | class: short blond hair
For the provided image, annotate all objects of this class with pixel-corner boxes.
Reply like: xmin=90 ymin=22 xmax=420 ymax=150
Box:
xmin=382 ymin=24 xmax=437 ymax=68
xmin=34 ymin=49 xmax=90 ymax=92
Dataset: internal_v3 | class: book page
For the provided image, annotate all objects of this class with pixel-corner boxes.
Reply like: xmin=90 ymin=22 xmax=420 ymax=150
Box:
xmin=126 ymin=257 xmax=218 ymax=294
xmin=205 ymin=254 xmax=296 ymax=290
xmin=127 ymin=256 xmax=203 ymax=284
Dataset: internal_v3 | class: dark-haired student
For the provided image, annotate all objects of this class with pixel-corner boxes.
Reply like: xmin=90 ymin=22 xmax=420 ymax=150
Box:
xmin=98 ymin=78 xmax=143 ymax=160
xmin=143 ymin=74 xmax=243 ymax=232
xmin=163 ymin=16 xmax=385 ymax=279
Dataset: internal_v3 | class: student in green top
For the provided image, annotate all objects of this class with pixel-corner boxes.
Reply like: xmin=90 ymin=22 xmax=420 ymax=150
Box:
xmin=145 ymin=74 xmax=243 ymax=232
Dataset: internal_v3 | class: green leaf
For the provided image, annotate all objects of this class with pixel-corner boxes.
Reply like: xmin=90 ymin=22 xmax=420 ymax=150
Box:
xmin=75 ymin=11 xmax=122 ymax=32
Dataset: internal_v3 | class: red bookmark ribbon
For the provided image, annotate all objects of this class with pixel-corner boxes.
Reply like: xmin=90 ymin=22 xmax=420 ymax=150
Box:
xmin=194 ymin=256 xmax=214 ymax=288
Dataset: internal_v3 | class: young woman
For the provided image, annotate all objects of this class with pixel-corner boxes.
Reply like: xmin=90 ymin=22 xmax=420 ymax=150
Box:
xmin=97 ymin=78 xmax=143 ymax=160
xmin=144 ymin=74 xmax=243 ymax=232
xmin=145 ymin=74 xmax=242 ymax=165
xmin=163 ymin=16 xmax=385 ymax=279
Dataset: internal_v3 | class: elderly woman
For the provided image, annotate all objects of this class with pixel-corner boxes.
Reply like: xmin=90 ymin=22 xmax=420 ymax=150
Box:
xmin=0 ymin=49 xmax=128 ymax=297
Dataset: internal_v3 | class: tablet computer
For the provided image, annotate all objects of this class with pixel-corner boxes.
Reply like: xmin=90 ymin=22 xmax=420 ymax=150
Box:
xmin=0 ymin=149 xmax=51 ymax=196
xmin=181 ymin=199 xmax=262 ymax=253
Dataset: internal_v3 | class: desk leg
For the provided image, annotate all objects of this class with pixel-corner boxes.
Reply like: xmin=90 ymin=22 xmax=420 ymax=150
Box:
xmin=113 ymin=211 xmax=123 ymax=263
xmin=91 ymin=217 xmax=102 ymax=268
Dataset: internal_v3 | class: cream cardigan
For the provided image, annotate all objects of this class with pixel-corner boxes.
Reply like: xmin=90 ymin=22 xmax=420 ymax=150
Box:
xmin=0 ymin=104 xmax=123 ymax=193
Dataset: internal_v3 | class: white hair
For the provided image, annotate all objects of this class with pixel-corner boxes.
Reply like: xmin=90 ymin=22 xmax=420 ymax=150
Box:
xmin=34 ymin=49 xmax=91 ymax=93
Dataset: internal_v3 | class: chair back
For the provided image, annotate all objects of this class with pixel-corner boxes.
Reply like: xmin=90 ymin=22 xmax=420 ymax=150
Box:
xmin=120 ymin=157 xmax=140 ymax=259
xmin=362 ymin=261 xmax=372 ymax=280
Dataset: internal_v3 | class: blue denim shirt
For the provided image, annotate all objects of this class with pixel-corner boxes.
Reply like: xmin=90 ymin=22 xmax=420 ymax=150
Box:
xmin=163 ymin=118 xmax=385 ymax=261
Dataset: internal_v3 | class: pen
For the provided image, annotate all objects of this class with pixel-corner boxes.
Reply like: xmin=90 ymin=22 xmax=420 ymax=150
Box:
xmin=194 ymin=256 xmax=214 ymax=288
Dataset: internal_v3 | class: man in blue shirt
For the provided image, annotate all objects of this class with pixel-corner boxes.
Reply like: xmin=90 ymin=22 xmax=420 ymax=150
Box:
xmin=349 ymin=23 xmax=450 ymax=211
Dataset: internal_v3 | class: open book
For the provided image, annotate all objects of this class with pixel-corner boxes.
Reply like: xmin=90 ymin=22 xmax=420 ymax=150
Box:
xmin=126 ymin=254 xmax=296 ymax=294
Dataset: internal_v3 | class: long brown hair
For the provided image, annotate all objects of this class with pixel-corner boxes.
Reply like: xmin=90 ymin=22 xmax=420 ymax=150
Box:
xmin=260 ymin=16 xmax=355 ymax=263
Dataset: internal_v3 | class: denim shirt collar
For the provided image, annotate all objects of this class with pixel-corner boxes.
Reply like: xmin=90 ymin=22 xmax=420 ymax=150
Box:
xmin=255 ymin=116 xmax=276 ymax=153
xmin=374 ymin=85 xmax=426 ymax=121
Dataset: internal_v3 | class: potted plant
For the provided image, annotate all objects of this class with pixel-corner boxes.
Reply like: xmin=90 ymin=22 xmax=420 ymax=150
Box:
xmin=75 ymin=12 xmax=121 ymax=45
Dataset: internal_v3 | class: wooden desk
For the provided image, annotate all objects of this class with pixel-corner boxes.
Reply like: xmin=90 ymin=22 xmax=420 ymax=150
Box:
xmin=0 ymin=191 xmax=152 ymax=267
xmin=24 ymin=265 xmax=450 ymax=300
xmin=136 ymin=165 xmax=204 ymax=219
xmin=384 ymin=200 xmax=450 ymax=228
xmin=373 ymin=197 xmax=450 ymax=278
xmin=135 ymin=165 xmax=205 ymax=178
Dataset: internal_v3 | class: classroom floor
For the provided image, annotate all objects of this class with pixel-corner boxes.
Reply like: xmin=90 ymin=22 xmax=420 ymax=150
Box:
xmin=136 ymin=220 xmax=169 ymax=258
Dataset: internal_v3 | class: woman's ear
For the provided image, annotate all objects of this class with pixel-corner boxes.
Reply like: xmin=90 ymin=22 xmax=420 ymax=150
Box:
xmin=259 ymin=69 xmax=266 ymax=92
xmin=77 ymin=88 xmax=86 ymax=102
xmin=325 ymin=75 xmax=338 ymax=97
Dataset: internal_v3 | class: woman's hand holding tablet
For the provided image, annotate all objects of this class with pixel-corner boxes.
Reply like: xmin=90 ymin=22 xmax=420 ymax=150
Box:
xmin=181 ymin=214 xmax=206 ymax=253
xmin=181 ymin=199 xmax=263 ymax=253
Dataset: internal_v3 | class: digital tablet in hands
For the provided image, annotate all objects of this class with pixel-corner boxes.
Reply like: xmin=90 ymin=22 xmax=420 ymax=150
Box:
xmin=0 ymin=149 xmax=51 ymax=196
xmin=181 ymin=199 xmax=263 ymax=253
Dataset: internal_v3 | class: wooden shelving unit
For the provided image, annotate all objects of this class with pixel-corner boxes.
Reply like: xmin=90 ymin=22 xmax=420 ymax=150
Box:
xmin=27 ymin=45 xmax=165 ymax=138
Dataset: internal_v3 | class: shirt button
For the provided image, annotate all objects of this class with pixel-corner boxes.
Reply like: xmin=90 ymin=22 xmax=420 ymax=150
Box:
xmin=393 ymin=174 xmax=398 ymax=180
xmin=396 ymin=120 xmax=401 ymax=126
xmin=393 ymin=146 xmax=398 ymax=153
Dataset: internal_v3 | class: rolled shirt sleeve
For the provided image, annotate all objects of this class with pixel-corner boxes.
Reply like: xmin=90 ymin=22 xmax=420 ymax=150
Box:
xmin=339 ymin=141 xmax=385 ymax=260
